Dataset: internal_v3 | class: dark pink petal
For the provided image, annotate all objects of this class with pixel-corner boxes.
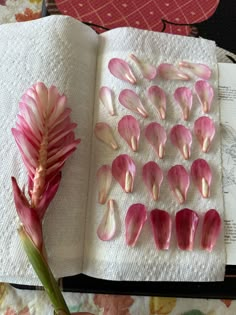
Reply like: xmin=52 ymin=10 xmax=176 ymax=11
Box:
xmin=150 ymin=209 xmax=172 ymax=250
xmin=125 ymin=203 xmax=147 ymax=246
xmin=97 ymin=200 xmax=116 ymax=241
xmin=142 ymin=161 xmax=163 ymax=201
xmin=179 ymin=61 xmax=212 ymax=80
xmin=176 ymin=208 xmax=199 ymax=250
xmin=174 ymin=87 xmax=193 ymax=120
xmin=96 ymin=165 xmax=112 ymax=204
xmin=195 ymin=80 xmax=214 ymax=113
xmin=157 ymin=63 xmax=190 ymax=81
xmin=147 ymin=86 xmax=166 ymax=120
xmin=94 ymin=122 xmax=118 ymax=150
xmin=99 ymin=86 xmax=115 ymax=116
xmin=112 ymin=154 xmax=136 ymax=193
xmin=170 ymin=125 xmax=192 ymax=160
xmin=201 ymin=209 xmax=221 ymax=251
xmin=194 ymin=116 xmax=216 ymax=153
xmin=119 ymin=89 xmax=148 ymax=118
xmin=145 ymin=122 xmax=167 ymax=159
xmin=191 ymin=159 xmax=212 ymax=198
xmin=108 ymin=58 xmax=136 ymax=84
xmin=118 ymin=115 xmax=140 ymax=151
xmin=167 ymin=165 xmax=190 ymax=204
xmin=130 ymin=54 xmax=157 ymax=80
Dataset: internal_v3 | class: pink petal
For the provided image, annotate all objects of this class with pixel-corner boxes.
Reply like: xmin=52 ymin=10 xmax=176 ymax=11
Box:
xmin=94 ymin=122 xmax=118 ymax=150
xmin=99 ymin=86 xmax=115 ymax=116
xmin=96 ymin=165 xmax=112 ymax=204
xmin=145 ymin=122 xmax=167 ymax=159
xmin=191 ymin=159 xmax=212 ymax=198
xmin=112 ymin=154 xmax=136 ymax=193
xmin=195 ymin=80 xmax=214 ymax=113
xmin=176 ymin=208 xmax=199 ymax=250
xmin=108 ymin=58 xmax=136 ymax=84
xmin=167 ymin=165 xmax=190 ymax=204
xmin=118 ymin=115 xmax=140 ymax=151
xmin=119 ymin=89 xmax=148 ymax=118
xmin=147 ymin=86 xmax=166 ymax=120
xmin=142 ymin=161 xmax=163 ymax=201
xmin=97 ymin=199 xmax=117 ymax=241
xmin=201 ymin=209 xmax=221 ymax=251
xmin=157 ymin=63 xmax=190 ymax=81
xmin=150 ymin=209 xmax=172 ymax=250
xmin=125 ymin=203 xmax=147 ymax=246
xmin=170 ymin=125 xmax=192 ymax=160
xmin=174 ymin=87 xmax=193 ymax=120
xmin=129 ymin=54 xmax=157 ymax=80
xmin=179 ymin=61 xmax=212 ymax=80
xmin=194 ymin=116 xmax=216 ymax=153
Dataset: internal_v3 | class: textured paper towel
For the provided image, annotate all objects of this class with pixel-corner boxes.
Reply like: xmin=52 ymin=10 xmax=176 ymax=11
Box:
xmin=0 ymin=16 xmax=98 ymax=285
xmin=84 ymin=28 xmax=226 ymax=281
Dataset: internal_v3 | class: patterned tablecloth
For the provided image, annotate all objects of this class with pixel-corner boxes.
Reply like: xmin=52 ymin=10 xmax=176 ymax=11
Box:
xmin=0 ymin=1 xmax=236 ymax=314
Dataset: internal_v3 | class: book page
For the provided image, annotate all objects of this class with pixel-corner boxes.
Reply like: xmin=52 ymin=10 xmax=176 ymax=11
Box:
xmin=219 ymin=63 xmax=236 ymax=265
xmin=0 ymin=16 xmax=98 ymax=285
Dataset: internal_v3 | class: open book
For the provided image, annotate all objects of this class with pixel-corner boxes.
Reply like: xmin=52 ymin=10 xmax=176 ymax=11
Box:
xmin=0 ymin=15 xmax=231 ymax=285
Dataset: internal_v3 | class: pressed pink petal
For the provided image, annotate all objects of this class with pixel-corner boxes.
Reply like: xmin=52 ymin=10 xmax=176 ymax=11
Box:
xmin=176 ymin=208 xmax=199 ymax=250
xmin=119 ymin=89 xmax=148 ymax=118
xmin=96 ymin=165 xmax=112 ymax=204
xmin=150 ymin=209 xmax=172 ymax=250
xmin=179 ymin=61 xmax=212 ymax=80
xmin=94 ymin=122 xmax=118 ymax=150
xmin=112 ymin=154 xmax=136 ymax=193
xmin=195 ymin=80 xmax=214 ymax=113
xmin=191 ymin=159 xmax=212 ymax=198
xmin=108 ymin=58 xmax=136 ymax=84
xmin=174 ymin=87 xmax=193 ymax=120
xmin=99 ymin=86 xmax=115 ymax=116
xmin=201 ymin=209 xmax=221 ymax=251
xmin=97 ymin=199 xmax=116 ymax=241
xmin=157 ymin=63 xmax=190 ymax=81
xmin=118 ymin=115 xmax=140 ymax=151
xmin=170 ymin=125 xmax=192 ymax=160
xmin=142 ymin=161 xmax=163 ymax=201
xmin=125 ymin=203 xmax=147 ymax=246
xmin=145 ymin=122 xmax=167 ymax=159
xmin=194 ymin=116 xmax=216 ymax=153
xmin=130 ymin=54 xmax=157 ymax=80
xmin=167 ymin=165 xmax=190 ymax=204
xmin=147 ymin=86 xmax=166 ymax=120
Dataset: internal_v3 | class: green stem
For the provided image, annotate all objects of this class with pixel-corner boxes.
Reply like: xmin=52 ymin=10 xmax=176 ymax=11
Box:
xmin=19 ymin=227 xmax=71 ymax=315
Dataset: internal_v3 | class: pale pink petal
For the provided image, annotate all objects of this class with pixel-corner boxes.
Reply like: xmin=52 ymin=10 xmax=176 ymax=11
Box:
xmin=191 ymin=159 xmax=212 ymax=198
xmin=96 ymin=165 xmax=112 ymax=204
xmin=108 ymin=58 xmax=136 ymax=84
xmin=170 ymin=125 xmax=192 ymax=160
xmin=94 ymin=122 xmax=118 ymax=150
xmin=174 ymin=87 xmax=193 ymax=120
xmin=130 ymin=54 xmax=157 ymax=80
xmin=150 ymin=209 xmax=172 ymax=250
xmin=112 ymin=154 xmax=136 ymax=193
xmin=201 ymin=209 xmax=221 ymax=251
xmin=97 ymin=199 xmax=117 ymax=241
xmin=179 ymin=61 xmax=212 ymax=80
xmin=125 ymin=203 xmax=147 ymax=246
xmin=194 ymin=116 xmax=216 ymax=153
xmin=118 ymin=115 xmax=140 ymax=151
xmin=145 ymin=122 xmax=167 ymax=159
xmin=176 ymin=208 xmax=199 ymax=250
xmin=119 ymin=89 xmax=148 ymax=118
xmin=142 ymin=161 xmax=163 ymax=201
xmin=195 ymin=80 xmax=214 ymax=113
xmin=99 ymin=86 xmax=115 ymax=116
xmin=147 ymin=86 xmax=166 ymax=120
xmin=157 ymin=63 xmax=190 ymax=81
xmin=167 ymin=165 xmax=190 ymax=204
